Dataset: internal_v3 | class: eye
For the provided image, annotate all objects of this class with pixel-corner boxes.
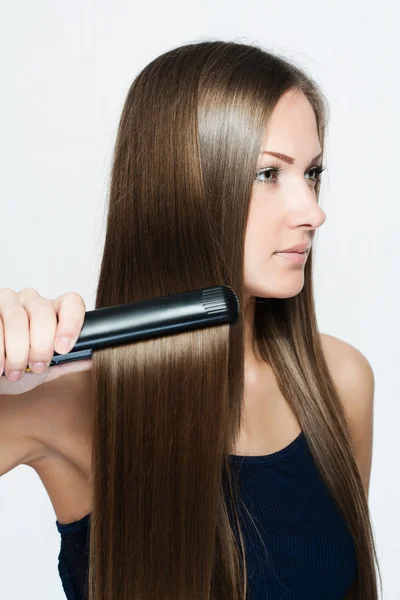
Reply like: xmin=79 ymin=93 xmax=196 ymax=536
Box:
xmin=255 ymin=163 xmax=326 ymax=185
xmin=306 ymin=165 xmax=326 ymax=183
xmin=254 ymin=163 xmax=283 ymax=185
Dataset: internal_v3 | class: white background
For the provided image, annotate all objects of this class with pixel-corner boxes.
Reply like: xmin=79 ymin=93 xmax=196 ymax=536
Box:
xmin=0 ymin=1 xmax=398 ymax=598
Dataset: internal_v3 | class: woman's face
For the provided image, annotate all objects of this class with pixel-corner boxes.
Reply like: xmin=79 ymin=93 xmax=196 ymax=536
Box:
xmin=244 ymin=88 xmax=327 ymax=301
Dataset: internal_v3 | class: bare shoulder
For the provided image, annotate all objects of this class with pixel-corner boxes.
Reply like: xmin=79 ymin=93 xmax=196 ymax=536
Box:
xmin=0 ymin=368 xmax=92 ymax=478
xmin=319 ymin=332 xmax=375 ymax=404
xmin=319 ymin=332 xmax=375 ymax=499
xmin=19 ymin=368 xmax=94 ymax=524
xmin=23 ymin=368 xmax=93 ymax=469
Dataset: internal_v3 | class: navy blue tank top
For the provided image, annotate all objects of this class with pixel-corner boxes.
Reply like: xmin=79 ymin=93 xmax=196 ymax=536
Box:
xmin=56 ymin=430 xmax=357 ymax=599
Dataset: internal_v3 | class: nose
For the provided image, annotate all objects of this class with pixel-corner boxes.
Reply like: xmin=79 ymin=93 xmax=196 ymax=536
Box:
xmin=288 ymin=179 xmax=327 ymax=228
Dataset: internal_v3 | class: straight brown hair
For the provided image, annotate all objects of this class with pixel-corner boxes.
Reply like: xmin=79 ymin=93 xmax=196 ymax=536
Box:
xmin=87 ymin=40 xmax=382 ymax=599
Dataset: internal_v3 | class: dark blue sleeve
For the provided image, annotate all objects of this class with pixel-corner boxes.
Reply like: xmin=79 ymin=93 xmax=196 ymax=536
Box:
xmin=56 ymin=514 xmax=91 ymax=600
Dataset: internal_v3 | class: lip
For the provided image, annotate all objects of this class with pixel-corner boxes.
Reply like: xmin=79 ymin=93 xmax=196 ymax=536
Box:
xmin=274 ymin=251 xmax=308 ymax=264
xmin=276 ymin=243 xmax=310 ymax=253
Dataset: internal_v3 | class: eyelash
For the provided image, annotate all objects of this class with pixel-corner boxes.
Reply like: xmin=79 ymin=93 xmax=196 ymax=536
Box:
xmin=255 ymin=162 xmax=326 ymax=186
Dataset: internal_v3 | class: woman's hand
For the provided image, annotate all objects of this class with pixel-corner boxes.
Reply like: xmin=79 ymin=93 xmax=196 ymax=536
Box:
xmin=0 ymin=287 xmax=91 ymax=396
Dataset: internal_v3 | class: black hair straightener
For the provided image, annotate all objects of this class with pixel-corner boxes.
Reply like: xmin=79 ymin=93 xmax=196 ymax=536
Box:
xmin=5 ymin=285 xmax=239 ymax=376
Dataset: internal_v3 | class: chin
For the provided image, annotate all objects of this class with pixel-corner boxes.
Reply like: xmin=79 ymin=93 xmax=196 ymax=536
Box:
xmin=248 ymin=277 xmax=306 ymax=300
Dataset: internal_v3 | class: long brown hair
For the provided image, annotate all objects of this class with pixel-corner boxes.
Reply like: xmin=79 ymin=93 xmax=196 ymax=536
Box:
xmin=87 ymin=40 xmax=382 ymax=599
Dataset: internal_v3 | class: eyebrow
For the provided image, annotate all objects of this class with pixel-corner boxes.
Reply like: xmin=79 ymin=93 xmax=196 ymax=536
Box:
xmin=260 ymin=151 xmax=322 ymax=165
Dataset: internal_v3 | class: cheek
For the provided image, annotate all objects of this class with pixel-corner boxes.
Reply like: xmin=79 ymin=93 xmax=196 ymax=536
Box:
xmin=244 ymin=235 xmax=265 ymax=267
xmin=244 ymin=204 xmax=276 ymax=261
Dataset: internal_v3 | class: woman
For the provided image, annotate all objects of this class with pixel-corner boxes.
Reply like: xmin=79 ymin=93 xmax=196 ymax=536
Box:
xmin=0 ymin=40 xmax=381 ymax=599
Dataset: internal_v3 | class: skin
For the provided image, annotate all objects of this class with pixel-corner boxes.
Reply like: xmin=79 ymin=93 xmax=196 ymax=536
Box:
xmin=243 ymin=88 xmax=327 ymax=372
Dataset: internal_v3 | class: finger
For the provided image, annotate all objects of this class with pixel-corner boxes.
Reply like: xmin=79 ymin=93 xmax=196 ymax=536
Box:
xmin=22 ymin=296 xmax=58 ymax=372
xmin=52 ymin=292 xmax=86 ymax=355
xmin=0 ymin=288 xmax=30 ymax=377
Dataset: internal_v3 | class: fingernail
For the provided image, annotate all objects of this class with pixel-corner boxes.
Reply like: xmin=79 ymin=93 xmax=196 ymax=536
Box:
xmin=56 ymin=337 xmax=73 ymax=354
xmin=8 ymin=371 xmax=22 ymax=381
